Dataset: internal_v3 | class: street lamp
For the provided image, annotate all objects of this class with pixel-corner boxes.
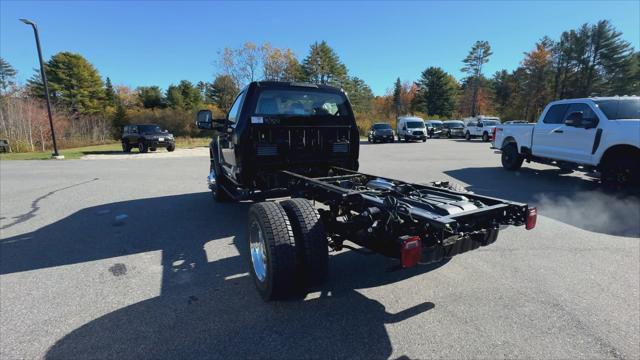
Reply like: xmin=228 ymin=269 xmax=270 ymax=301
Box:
xmin=20 ymin=18 xmax=62 ymax=159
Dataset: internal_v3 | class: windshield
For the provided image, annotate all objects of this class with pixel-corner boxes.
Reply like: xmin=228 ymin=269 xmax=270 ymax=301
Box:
xmin=595 ymin=99 xmax=640 ymax=120
xmin=444 ymin=122 xmax=463 ymax=128
xmin=254 ymin=89 xmax=349 ymax=117
xmin=373 ymin=123 xmax=392 ymax=130
xmin=483 ymin=120 xmax=500 ymax=126
xmin=407 ymin=121 xmax=424 ymax=128
xmin=138 ymin=125 xmax=162 ymax=133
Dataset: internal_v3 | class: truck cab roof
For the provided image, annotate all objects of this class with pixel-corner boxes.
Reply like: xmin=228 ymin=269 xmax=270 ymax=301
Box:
xmin=253 ymin=81 xmax=345 ymax=94
xmin=549 ymin=96 xmax=639 ymax=104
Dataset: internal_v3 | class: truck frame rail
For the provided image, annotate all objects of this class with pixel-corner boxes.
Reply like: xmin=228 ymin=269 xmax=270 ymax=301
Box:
xmin=281 ymin=167 xmax=535 ymax=264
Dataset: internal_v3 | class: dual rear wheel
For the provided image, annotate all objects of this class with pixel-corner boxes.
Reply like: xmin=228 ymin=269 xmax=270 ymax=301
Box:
xmin=247 ymin=199 xmax=328 ymax=301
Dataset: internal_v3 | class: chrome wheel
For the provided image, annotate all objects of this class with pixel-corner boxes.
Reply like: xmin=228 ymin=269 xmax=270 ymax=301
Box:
xmin=249 ymin=219 xmax=268 ymax=282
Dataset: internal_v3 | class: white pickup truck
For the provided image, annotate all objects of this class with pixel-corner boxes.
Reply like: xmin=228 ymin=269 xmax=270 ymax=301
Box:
xmin=464 ymin=116 xmax=501 ymax=142
xmin=492 ymin=96 xmax=640 ymax=189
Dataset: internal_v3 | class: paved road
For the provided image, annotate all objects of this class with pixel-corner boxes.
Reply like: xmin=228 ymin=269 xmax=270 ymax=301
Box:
xmin=1 ymin=139 xmax=638 ymax=359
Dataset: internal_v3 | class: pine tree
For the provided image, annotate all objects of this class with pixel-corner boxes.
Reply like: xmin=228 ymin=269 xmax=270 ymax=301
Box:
xmin=0 ymin=57 xmax=17 ymax=95
xmin=166 ymin=80 xmax=202 ymax=110
xmin=112 ymin=102 xmax=128 ymax=139
xmin=137 ymin=86 xmax=164 ymax=109
xmin=104 ymin=77 xmax=116 ymax=106
xmin=207 ymin=75 xmax=239 ymax=112
xmin=302 ymin=41 xmax=347 ymax=86
xmin=392 ymin=78 xmax=402 ymax=118
xmin=27 ymin=52 xmax=105 ymax=114
xmin=414 ymin=67 xmax=459 ymax=118
xmin=343 ymin=77 xmax=374 ymax=114
xmin=461 ymin=41 xmax=493 ymax=116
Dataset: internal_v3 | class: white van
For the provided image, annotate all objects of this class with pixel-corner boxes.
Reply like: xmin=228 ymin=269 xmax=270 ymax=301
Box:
xmin=397 ymin=116 xmax=427 ymax=142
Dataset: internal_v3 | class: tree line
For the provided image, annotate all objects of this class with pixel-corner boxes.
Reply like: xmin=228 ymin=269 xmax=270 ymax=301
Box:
xmin=394 ymin=20 xmax=638 ymax=124
xmin=0 ymin=19 xmax=637 ymax=152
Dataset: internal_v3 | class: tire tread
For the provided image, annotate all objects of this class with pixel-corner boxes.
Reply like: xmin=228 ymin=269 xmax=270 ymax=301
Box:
xmin=281 ymin=199 xmax=328 ymax=288
xmin=248 ymin=202 xmax=297 ymax=300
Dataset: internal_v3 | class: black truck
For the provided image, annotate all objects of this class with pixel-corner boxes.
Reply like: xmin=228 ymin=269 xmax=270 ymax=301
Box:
xmin=197 ymin=81 xmax=537 ymax=301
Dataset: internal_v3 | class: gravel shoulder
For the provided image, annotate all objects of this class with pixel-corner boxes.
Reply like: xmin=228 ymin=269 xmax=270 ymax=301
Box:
xmin=81 ymin=147 xmax=209 ymax=160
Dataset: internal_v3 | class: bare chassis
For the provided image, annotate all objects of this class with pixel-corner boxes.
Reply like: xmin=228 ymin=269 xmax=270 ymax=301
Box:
xmin=278 ymin=167 xmax=531 ymax=263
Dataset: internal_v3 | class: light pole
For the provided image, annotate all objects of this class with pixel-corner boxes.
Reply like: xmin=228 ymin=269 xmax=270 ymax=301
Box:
xmin=20 ymin=18 xmax=62 ymax=158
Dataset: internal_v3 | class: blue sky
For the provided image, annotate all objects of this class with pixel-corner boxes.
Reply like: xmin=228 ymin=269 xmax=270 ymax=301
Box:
xmin=1 ymin=1 xmax=638 ymax=96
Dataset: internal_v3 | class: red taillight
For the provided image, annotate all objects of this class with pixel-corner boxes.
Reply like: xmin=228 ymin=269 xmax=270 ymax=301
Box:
xmin=491 ymin=127 xmax=498 ymax=141
xmin=401 ymin=236 xmax=422 ymax=268
xmin=526 ymin=207 xmax=537 ymax=230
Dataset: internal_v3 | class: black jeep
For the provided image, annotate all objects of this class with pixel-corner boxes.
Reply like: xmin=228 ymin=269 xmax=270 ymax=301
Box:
xmin=197 ymin=81 xmax=536 ymax=301
xmin=121 ymin=124 xmax=175 ymax=153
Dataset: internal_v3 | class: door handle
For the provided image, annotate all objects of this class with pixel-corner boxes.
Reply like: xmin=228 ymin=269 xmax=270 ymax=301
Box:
xmin=553 ymin=129 xmax=564 ymax=133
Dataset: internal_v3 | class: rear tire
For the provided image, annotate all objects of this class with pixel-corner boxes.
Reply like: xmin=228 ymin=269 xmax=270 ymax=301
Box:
xmin=465 ymin=132 xmax=471 ymax=141
xmin=501 ymin=143 xmax=524 ymax=170
xmin=138 ymin=142 xmax=148 ymax=153
xmin=601 ymin=155 xmax=640 ymax=191
xmin=281 ymin=199 xmax=328 ymax=289
xmin=122 ymin=142 xmax=131 ymax=153
xmin=150 ymin=147 xmax=157 ymax=152
xmin=167 ymin=144 xmax=175 ymax=152
xmin=482 ymin=132 xmax=489 ymax=142
xmin=248 ymin=202 xmax=298 ymax=301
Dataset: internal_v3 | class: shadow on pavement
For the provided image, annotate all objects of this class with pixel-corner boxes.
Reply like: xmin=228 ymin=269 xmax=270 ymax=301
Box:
xmin=446 ymin=166 xmax=640 ymax=237
xmin=0 ymin=192 xmax=440 ymax=359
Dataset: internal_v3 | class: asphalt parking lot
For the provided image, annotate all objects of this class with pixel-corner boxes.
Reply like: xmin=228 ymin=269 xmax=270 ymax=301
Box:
xmin=1 ymin=139 xmax=638 ymax=359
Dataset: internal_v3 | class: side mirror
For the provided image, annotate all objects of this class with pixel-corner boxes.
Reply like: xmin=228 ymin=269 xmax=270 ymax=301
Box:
xmin=564 ymin=111 xmax=583 ymax=127
xmin=196 ymin=110 xmax=213 ymax=130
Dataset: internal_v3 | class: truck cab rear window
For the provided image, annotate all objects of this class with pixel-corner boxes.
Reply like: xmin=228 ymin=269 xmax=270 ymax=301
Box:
xmin=254 ymin=89 xmax=349 ymax=117
xmin=595 ymin=99 xmax=640 ymax=120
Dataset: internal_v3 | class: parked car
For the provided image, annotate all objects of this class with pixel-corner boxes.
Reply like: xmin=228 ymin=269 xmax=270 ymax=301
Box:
xmin=464 ymin=116 xmax=501 ymax=142
xmin=196 ymin=81 xmax=536 ymax=301
xmin=442 ymin=120 xmax=465 ymax=138
xmin=0 ymin=139 xmax=9 ymax=153
xmin=368 ymin=122 xmax=395 ymax=143
xmin=397 ymin=116 xmax=427 ymax=142
xmin=492 ymin=96 xmax=640 ymax=189
xmin=426 ymin=120 xmax=444 ymax=138
xmin=121 ymin=124 xmax=175 ymax=153
xmin=504 ymin=120 xmax=529 ymax=124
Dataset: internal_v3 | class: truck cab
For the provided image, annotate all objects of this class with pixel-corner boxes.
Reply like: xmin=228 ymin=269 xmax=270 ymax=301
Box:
xmin=197 ymin=81 xmax=360 ymax=200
